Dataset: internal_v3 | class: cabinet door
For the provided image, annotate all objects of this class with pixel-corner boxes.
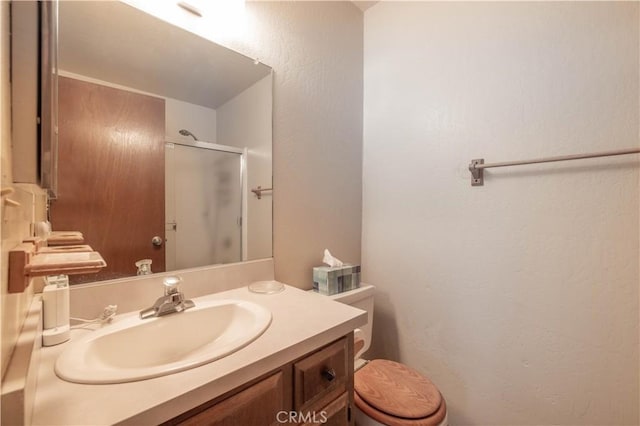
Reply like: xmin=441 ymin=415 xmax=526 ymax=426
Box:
xmin=178 ymin=371 xmax=286 ymax=426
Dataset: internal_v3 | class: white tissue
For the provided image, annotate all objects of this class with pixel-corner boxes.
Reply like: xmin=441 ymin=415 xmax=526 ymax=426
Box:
xmin=323 ymin=249 xmax=344 ymax=267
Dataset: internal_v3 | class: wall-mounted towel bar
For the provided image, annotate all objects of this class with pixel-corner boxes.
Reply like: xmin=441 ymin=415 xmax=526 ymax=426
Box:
xmin=251 ymin=186 xmax=273 ymax=200
xmin=469 ymin=147 xmax=640 ymax=186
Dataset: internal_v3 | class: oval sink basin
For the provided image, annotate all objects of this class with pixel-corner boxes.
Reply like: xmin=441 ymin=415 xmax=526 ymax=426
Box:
xmin=55 ymin=298 xmax=272 ymax=384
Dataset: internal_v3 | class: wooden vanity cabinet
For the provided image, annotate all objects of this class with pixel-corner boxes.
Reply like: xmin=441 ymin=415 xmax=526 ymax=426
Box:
xmin=169 ymin=371 xmax=290 ymax=426
xmin=165 ymin=333 xmax=354 ymax=426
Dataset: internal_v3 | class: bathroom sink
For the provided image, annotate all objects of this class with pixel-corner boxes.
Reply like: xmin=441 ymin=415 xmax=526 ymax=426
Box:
xmin=55 ymin=298 xmax=272 ymax=384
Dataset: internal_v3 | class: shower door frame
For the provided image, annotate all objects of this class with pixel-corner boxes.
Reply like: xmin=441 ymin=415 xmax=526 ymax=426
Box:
xmin=165 ymin=137 xmax=247 ymax=269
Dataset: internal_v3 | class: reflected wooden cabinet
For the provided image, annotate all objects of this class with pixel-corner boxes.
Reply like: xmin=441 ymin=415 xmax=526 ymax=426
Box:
xmin=165 ymin=334 xmax=354 ymax=426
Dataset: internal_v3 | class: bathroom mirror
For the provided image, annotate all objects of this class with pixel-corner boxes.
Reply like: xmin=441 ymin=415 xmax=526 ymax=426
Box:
xmin=51 ymin=1 xmax=273 ymax=283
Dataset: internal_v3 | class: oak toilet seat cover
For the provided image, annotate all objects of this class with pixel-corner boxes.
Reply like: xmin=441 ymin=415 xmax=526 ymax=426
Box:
xmin=354 ymin=359 xmax=442 ymax=419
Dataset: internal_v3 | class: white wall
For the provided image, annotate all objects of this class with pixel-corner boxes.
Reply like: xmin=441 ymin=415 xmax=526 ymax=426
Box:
xmin=217 ymin=75 xmax=273 ymax=261
xmin=363 ymin=2 xmax=639 ymax=425
xmin=165 ymin=98 xmax=216 ymax=143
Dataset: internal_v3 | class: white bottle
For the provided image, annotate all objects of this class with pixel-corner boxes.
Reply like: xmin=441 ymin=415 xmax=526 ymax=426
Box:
xmin=42 ymin=275 xmax=70 ymax=346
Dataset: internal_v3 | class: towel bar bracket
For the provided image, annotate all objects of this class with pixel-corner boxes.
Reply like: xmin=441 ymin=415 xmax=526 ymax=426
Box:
xmin=251 ymin=186 xmax=273 ymax=200
xmin=469 ymin=159 xmax=484 ymax=186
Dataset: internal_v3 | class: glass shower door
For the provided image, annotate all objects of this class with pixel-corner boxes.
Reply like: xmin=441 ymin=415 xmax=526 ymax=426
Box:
xmin=167 ymin=143 xmax=243 ymax=269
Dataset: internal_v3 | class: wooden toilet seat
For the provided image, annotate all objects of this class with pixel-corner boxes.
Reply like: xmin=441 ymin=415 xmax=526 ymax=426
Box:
xmin=354 ymin=359 xmax=447 ymax=426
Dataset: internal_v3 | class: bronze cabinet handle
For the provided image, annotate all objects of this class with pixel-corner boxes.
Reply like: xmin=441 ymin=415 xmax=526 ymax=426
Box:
xmin=321 ymin=368 xmax=336 ymax=382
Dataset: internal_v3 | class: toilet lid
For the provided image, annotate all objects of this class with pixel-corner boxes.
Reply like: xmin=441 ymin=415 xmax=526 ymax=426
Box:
xmin=354 ymin=359 xmax=442 ymax=419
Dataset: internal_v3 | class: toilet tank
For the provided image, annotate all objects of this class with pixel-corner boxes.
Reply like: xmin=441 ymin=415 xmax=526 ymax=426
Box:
xmin=325 ymin=284 xmax=375 ymax=357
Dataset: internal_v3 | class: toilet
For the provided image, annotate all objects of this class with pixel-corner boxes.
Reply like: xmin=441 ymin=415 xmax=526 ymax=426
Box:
xmin=320 ymin=284 xmax=448 ymax=426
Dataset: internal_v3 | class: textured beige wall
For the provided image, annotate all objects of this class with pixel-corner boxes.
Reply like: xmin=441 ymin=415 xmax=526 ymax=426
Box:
xmin=0 ymin=1 xmax=47 ymax=378
xmin=10 ymin=1 xmax=38 ymax=184
xmin=0 ymin=0 xmax=9 ymax=187
xmin=0 ymin=185 xmax=45 ymax=378
xmin=363 ymin=2 xmax=639 ymax=424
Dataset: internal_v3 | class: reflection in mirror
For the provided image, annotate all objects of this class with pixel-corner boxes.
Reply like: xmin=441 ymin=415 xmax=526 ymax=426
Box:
xmin=52 ymin=1 xmax=273 ymax=283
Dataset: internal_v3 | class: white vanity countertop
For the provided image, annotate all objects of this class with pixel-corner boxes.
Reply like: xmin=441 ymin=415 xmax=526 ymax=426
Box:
xmin=32 ymin=284 xmax=367 ymax=425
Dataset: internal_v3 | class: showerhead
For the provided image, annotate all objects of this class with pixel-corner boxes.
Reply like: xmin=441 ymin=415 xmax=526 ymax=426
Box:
xmin=179 ymin=129 xmax=198 ymax=141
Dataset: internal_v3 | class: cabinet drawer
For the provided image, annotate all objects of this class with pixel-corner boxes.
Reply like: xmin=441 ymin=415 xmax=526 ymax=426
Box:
xmin=294 ymin=337 xmax=348 ymax=409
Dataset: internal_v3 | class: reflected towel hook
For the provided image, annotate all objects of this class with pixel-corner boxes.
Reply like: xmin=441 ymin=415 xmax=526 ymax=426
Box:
xmin=251 ymin=186 xmax=272 ymax=200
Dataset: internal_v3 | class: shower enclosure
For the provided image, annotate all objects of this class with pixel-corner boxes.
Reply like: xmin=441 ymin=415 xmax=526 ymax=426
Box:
xmin=165 ymin=140 xmax=245 ymax=270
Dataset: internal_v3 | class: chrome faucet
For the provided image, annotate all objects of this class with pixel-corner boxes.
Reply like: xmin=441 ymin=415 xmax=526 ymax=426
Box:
xmin=139 ymin=276 xmax=195 ymax=319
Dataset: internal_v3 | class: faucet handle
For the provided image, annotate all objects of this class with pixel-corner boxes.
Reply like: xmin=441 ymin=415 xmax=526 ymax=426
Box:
xmin=163 ymin=276 xmax=183 ymax=295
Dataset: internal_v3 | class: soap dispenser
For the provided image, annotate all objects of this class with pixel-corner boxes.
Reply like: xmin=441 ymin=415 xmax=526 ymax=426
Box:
xmin=42 ymin=274 xmax=71 ymax=346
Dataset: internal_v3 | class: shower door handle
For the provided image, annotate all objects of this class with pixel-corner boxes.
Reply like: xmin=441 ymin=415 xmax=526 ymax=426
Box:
xmin=151 ymin=236 xmax=163 ymax=247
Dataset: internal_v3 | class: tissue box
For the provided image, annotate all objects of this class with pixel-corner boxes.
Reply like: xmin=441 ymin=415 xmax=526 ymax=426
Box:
xmin=313 ymin=264 xmax=360 ymax=295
